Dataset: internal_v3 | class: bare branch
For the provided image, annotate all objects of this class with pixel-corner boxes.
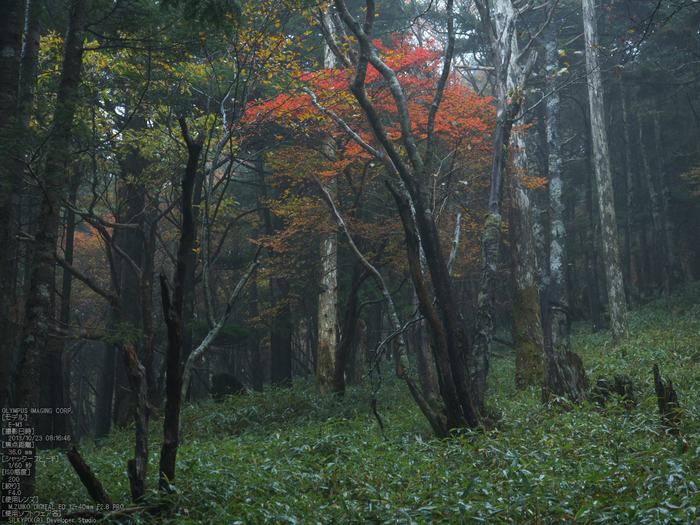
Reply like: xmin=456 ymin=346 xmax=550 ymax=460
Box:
xmin=180 ymin=246 xmax=262 ymax=405
xmin=56 ymin=256 xmax=118 ymax=307
xmin=518 ymin=0 xmax=558 ymax=64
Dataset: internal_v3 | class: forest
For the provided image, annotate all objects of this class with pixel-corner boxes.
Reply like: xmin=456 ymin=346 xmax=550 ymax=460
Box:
xmin=0 ymin=0 xmax=699 ymax=522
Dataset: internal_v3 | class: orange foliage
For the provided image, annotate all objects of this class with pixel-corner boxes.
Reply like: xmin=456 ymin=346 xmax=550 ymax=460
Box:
xmin=244 ymin=35 xmax=497 ymax=291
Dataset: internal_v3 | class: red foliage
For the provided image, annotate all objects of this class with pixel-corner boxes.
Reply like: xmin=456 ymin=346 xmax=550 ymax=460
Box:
xmin=244 ymin=35 xmax=497 ymax=286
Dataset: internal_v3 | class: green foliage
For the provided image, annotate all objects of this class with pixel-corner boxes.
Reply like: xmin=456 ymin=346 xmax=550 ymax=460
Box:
xmin=100 ymin=322 xmax=146 ymax=345
xmin=37 ymin=286 xmax=700 ymax=523
xmin=160 ymin=0 xmax=241 ymax=28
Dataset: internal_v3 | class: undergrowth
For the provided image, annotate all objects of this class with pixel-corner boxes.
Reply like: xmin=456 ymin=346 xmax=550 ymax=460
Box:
xmin=36 ymin=284 xmax=700 ymax=523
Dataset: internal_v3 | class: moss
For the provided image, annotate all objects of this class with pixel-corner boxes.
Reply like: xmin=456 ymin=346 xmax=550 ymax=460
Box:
xmin=483 ymin=213 xmax=502 ymax=232
xmin=513 ymin=286 xmax=545 ymax=389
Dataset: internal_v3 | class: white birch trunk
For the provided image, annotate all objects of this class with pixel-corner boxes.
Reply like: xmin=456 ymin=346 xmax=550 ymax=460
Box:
xmin=545 ymin=18 xmax=570 ymax=354
xmin=316 ymin=9 xmax=341 ymax=394
xmin=582 ymin=0 xmax=628 ymax=342
xmin=316 ymin=206 xmax=339 ymax=394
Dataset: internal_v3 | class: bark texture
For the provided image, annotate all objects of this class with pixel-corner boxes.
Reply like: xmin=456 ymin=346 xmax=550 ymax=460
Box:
xmin=510 ymin=138 xmax=544 ymax=389
xmin=316 ymin=174 xmax=340 ymax=395
xmin=582 ymin=0 xmax=628 ymax=342
xmin=544 ymin=18 xmax=571 ymax=355
xmin=540 ymin=14 xmax=590 ymax=402
xmin=501 ymin=0 xmax=545 ymax=389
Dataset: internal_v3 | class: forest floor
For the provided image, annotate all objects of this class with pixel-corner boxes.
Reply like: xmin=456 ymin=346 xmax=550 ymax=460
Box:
xmin=38 ymin=283 xmax=700 ymax=524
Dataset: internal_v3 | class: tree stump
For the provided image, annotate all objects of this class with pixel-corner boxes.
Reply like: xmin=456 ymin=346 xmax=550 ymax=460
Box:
xmin=653 ymin=363 xmax=680 ymax=434
xmin=542 ymin=350 xmax=590 ymax=404
xmin=590 ymin=375 xmax=611 ymax=405
xmin=613 ymin=374 xmax=635 ymax=408
xmin=591 ymin=373 xmax=635 ymax=408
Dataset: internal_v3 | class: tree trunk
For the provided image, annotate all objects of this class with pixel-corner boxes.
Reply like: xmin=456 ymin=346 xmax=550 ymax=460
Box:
xmin=332 ymin=261 xmax=368 ymax=394
xmin=37 ymin=338 xmax=68 ymax=449
xmin=583 ymin=125 xmax=602 ymax=331
xmin=582 ymin=0 xmax=628 ymax=342
xmin=270 ymin=275 xmax=293 ymax=387
xmin=18 ymin=0 xmax=41 ymax=130
xmin=0 ymin=0 xmax=39 ymax=411
xmin=653 ymin=112 xmax=682 ymax=288
xmin=509 ymin=130 xmax=545 ymax=390
xmin=0 ymin=0 xmax=25 ymax=412
xmin=510 ymin=153 xmax=545 ymax=389
xmin=544 ymin=16 xmax=572 ymax=356
xmin=7 ymin=0 xmax=88 ymax=501
xmin=348 ymin=319 xmax=367 ymax=385
xmin=95 ymin=342 xmax=116 ymax=439
xmin=37 ymin=175 xmax=80 ymax=447
xmin=621 ymin=92 xmax=640 ymax=303
xmin=247 ymin=271 xmax=264 ymax=392
xmin=159 ymin=118 xmax=202 ymax=493
xmin=316 ymin=177 xmax=340 ymax=394
xmin=638 ymin=115 xmax=667 ymax=295
xmin=500 ymin=0 xmax=545 ymax=390
xmin=180 ymin=167 xmax=204 ymax=401
xmin=412 ymin=279 xmax=439 ymax=401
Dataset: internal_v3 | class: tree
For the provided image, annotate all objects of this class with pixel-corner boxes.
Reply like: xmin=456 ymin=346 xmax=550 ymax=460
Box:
xmin=315 ymin=7 xmax=342 ymax=395
xmin=582 ymin=0 xmax=628 ymax=342
xmin=0 ymin=0 xmax=26 ymax=412
xmin=500 ymin=0 xmax=546 ymax=390
xmin=315 ymin=0 xmax=488 ymax=432
xmin=6 ymin=0 xmax=90 ymax=501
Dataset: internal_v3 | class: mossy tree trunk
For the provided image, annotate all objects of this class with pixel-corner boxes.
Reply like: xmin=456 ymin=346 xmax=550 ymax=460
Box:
xmin=316 ymin=226 xmax=339 ymax=393
xmin=509 ymin=101 xmax=544 ymax=390
xmin=500 ymin=0 xmax=545 ymax=391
